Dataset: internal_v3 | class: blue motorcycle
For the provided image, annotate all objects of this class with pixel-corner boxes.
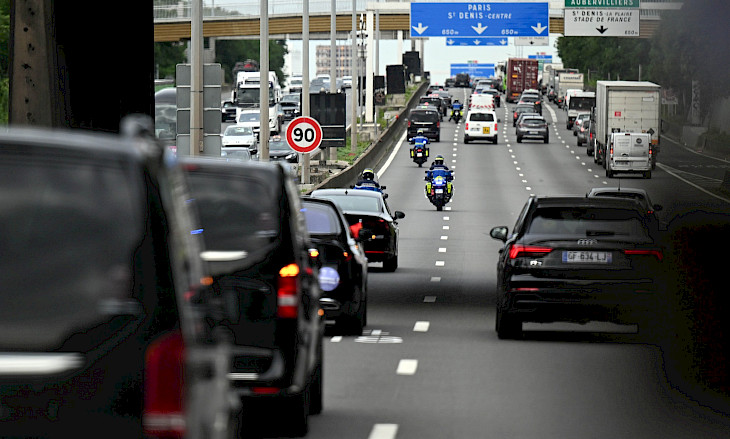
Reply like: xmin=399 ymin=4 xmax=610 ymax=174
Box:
xmin=424 ymin=169 xmax=453 ymax=211
xmin=351 ymin=181 xmax=387 ymax=197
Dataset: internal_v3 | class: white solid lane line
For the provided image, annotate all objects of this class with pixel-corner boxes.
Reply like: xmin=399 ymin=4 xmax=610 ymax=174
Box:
xmin=424 ymin=296 xmax=437 ymax=302
xmin=368 ymin=424 xmax=399 ymax=439
xmin=331 ymin=336 xmax=342 ymax=343
xmin=397 ymin=359 xmax=418 ymax=375
xmin=430 ymin=277 xmax=441 ymax=282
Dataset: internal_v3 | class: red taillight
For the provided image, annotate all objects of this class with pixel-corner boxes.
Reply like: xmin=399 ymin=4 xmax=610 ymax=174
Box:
xmin=495 ymin=123 xmax=498 ymax=131
xmin=465 ymin=122 xmax=469 ymax=130
xmin=509 ymin=244 xmax=553 ymax=259
xmin=590 ymin=132 xmax=594 ymax=140
xmin=408 ymin=120 xmax=411 ymax=127
xmin=277 ymin=263 xmax=300 ymax=318
xmin=623 ymin=249 xmax=663 ymax=261
xmin=437 ymin=121 xmax=440 ymax=128
xmin=144 ymin=331 xmax=185 ymax=438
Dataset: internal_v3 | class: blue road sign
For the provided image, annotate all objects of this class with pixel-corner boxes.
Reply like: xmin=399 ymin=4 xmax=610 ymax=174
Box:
xmin=529 ymin=54 xmax=553 ymax=60
xmin=445 ymin=38 xmax=508 ymax=47
xmin=410 ymin=2 xmax=549 ymax=38
xmin=450 ymin=64 xmax=495 ymax=78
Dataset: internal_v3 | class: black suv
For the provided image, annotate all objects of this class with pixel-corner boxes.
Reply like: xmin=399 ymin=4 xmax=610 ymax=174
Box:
xmin=180 ymin=157 xmax=324 ymax=437
xmin=0 ymin=118 xmax=233 ymax=438
xmin=455 ymin=73 xmax=470 ymax=87
xmin=407 ymin=105 xmax=441 ymax=142
xmin=490 ymin=196 xmax=665 ymax=339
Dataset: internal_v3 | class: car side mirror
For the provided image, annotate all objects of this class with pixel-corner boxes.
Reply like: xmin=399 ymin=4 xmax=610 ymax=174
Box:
xmin=490 ymin=226 xmax=508 ymax=242
xmin=498 ymin=118 xmax=502 ymax=123
xmin=394 ymin=211 xmax=405 ymax=219
xmin=380 ymin=185 xmax=387 ymax=190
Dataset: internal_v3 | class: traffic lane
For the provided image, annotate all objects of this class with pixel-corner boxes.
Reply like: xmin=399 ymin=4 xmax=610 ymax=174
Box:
xmin=659 ymin=135 xmax=730 ymax=180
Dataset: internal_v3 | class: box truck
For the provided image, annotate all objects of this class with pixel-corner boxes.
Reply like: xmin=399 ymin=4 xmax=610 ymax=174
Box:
xmin=556 ymin=72 xmax=584 ymax=108
xmin=547 ymin=68 xmax=578 ymax=102
xmin=505 ymin=58 xmax=538 ymax=103
xmin=566 ymin=90 xmax=596 ymax=129
xmin=594 ymin=81 xmax=661 ymax=170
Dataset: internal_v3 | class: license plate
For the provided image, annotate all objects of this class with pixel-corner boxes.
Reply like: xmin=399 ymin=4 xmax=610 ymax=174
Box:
xmin=435 ymin=189 xmax=444 ymax=194
xmin=562 ymin=251 xmax=612 ymax=264
xmin=417 ymin=153 xmax=423 ymax=157
xmin=483 ymin=127 xmax=490 ymax=134
xmin=529 ymin=131 xmax=538 ymax=135
xmin=616 ymin=160 xmax=629 ymax=165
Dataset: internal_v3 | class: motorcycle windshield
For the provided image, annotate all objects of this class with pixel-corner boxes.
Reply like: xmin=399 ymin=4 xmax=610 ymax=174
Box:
xmin=431 ymin=169 xmax=451 ymax=179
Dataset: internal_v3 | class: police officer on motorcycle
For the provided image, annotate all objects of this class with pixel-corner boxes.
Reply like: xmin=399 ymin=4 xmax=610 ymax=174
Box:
xmin=410 ymin=128 xmax=430 ymax=145
xmin=356 ymin=168 xmax=381 ymax=188
xmin=425 ymin=155 xmax=453 ymax=180
xmin=449 ymin=99 xmax=463 ymax=122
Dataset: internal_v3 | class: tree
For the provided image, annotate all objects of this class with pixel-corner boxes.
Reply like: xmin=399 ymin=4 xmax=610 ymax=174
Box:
xmin=154 ymin=42 xmax=187 ymax=79
xmin=216 ymin=40 xmax=288 ymax=85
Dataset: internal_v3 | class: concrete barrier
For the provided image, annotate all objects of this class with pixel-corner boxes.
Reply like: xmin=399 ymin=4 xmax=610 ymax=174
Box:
xmin=306 ymin=81 xmax=430 ymax=193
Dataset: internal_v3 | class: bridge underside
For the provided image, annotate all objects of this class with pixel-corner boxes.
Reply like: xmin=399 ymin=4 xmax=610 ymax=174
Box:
xmin=154 ymin=16 xmax=660 ymax=42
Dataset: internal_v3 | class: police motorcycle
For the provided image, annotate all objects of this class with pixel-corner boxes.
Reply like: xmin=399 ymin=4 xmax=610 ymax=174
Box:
xmin=424 ymin=156 xmax=454 ymax=211
xmin=408 ymin=129 xmax=430 ymax=167
xmin=449 ymin=99 xmax=463 ymax=124
xmin=351 ymin=168 xmax=387 ymax=196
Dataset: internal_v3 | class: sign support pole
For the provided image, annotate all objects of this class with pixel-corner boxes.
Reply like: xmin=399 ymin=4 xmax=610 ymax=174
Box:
xmin=259 ymin=0 xmax=270 ymax=161
xmin=365 ymin=9 xmax=374 ymax=123
xmin=301 ymin=0 xmax=311 ymax=183
xmin=351 ymin=0 xmax=357 ymax=153
xmin=190 ymin=0 xmax=203 ymax=156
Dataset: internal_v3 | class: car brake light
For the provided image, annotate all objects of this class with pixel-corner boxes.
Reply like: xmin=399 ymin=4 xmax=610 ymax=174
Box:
xmin=465 ymin=123 xmax=469 ymax=130
xmin=509 ymin=244 xmax=553 ymax=259
xmin=437 ymin=121 xmax=440 ymax=128
xmin=144 ymin=331 xmax=186 ymax=438
xmin=623 ymin=249 xmax=663 ymax=261
xmin=408 ymin=120 xmax=411 ymax=127
xmin=277 ymin=263 xmax=300 ymax=318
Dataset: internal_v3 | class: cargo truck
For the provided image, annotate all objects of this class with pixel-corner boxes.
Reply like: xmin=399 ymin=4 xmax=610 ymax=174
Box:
xmin=505 ymin=58 xmax=538 ymax=103
xmin=556 ymin=72 xmax=584 ymax=108
xmin=594 ymin=81 xmax=661 ymax=170
xmin=547 ymin=68 xmax=578 ymax=102
xmin=565 ymin=90 xmax=596 ymax=129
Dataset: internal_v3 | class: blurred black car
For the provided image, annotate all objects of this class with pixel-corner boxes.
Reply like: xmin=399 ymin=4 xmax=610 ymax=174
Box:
xmin=490 ymin=196 xmax=665 ymax=339
xmin=180 ymin=157 xmax=325 ymax=437
xmin=268 ymin=135 xmax=299 ymax=163
xmin=518 ymin=94 xmax=542 ymax=115
xmin=407 ymin=106 xmax=441 ymax=142
xmin=444 ymin=78 xmax=456 ymax=88
xmin=418 ymin=95 xmax=445 ymax=119
xmin=222 ymin=100 xmax=238 ymax=122
xmin=0 ymin=118 xmax=233 ymax=439
xmin=512 ymin=104 xmax=537 ymax=126
xmin=310 ymin=188 xmax=405 ymax=272
xmin=280 ymin=94 xmax=301 ymax=121
xmin=301 ymin=197 xmax=369 ymax=335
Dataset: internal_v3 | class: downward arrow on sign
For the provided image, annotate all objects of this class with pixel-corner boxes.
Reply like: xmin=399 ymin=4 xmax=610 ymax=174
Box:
xmin=597 ymin=26 xmax=608 ymax=34
xmin=473 ymin=39 xmax=481 ymax=45
xmin=471 ymin=23 xmax=488 ymax=34
xmin=531 ymin=22 xmax=547 ymax=34
xmin=412 ymin=23 xmax=428 ymax=34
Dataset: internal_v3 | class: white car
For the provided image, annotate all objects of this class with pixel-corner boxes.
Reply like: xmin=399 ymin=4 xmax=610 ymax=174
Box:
xmin=222 ymin=125 xmax=258 ymax=152
xmin=464 ymin=110 xmax=499 ymax=144
xmin=236 ymin=109 xmax=280 ymax=137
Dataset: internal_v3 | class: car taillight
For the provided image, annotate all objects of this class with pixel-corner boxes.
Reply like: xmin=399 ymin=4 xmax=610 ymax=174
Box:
xmin=590 ymin=132 xmax=594 ymax=140
xmin=144 ymin=331 xmax=186 ymax=438
xmin=465 ymin=123 xmax=469 ymax=130
xmin=277 ymin=263 xmax=300 ymax=318
xmin=509 ymin=244 xmax=553 ymax=259
xmin=437 ymin=121 xmax=440 ymax=128
xmin=623 ymin=249 xmax=663 ymax=261
xmin=408 ymin=120 xmax=411 ymax=127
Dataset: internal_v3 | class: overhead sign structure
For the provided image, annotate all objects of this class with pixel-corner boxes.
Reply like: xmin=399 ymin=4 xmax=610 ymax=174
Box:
xmin=564 ymin=9 xmax=639 ymax=36
xmin=450 ymin=63 xmax=496 ymax=78
xmin=286 ymin=116 xmax=323 ymax=153
xmin=410 ymin=2 xmax=549 ymax=38
xmin=514 ymin=36 xmax=550 ymax=46
xmin=446 ymin=38 xmax=508 ymax=47
xmin=565 ymin=0 xmax=639 ymax=8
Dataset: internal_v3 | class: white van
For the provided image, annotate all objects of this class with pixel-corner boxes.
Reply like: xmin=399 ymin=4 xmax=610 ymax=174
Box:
xmin=464 ymin=110 xmax=499 ymax=144
xmin=606 ymin=132 xmax=653 ymax=179
xmin=468 ymin=93 xmax=495 ymax=111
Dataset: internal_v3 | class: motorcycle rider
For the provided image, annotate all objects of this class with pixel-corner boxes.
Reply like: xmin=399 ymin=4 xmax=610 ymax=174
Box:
xmin=425 ymin=155 xmax=453 ymax=180
xmin=424 ymin=155 xmax=454 ymax=202
xmin=355 ymin=168 xmax=381 ymax=189
xmin=449 ymin=99 xmax=463 ymax=122
xmin=410 ymin=128 xmax=429 ymax=146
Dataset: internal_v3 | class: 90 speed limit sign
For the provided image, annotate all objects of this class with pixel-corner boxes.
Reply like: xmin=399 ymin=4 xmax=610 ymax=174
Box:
xmin=286 ymin=116 xmax=323 ymax=153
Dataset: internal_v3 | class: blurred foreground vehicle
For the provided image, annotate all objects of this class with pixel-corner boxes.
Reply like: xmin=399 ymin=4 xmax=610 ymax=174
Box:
xmin=490 ymin=196 xmax=665 ymax=340
xmin=300 ymin=197 xmax=369 ymax=335
xmin=0 ymin=118 xmax=234 ymax=439
xmin=180 ymin=158 xmax=324 ymax=437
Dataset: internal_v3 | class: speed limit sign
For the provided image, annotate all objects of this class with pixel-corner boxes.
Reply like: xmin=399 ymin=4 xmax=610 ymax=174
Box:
xmin=286 ymin=116 xmax=323 ymax=153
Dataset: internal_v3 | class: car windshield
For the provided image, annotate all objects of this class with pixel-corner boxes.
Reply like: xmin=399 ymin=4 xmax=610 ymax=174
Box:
xmin=221 ymin=149 xmax=252 ymax=160
xmin=224 ymin=126 xmax=254 ymax=136
xmin=301 ymin=203 xmax=343 ymax=235
xmin=410 ymin=111 xmax=438 ymax=122
xmin=185 ymin=171 xmax=279 ymax=251
xmin=317 ymin=194 xmax=381 ymax=214
xmin=0 ymin=153 xmax=143 ymax=351
xmin=527 ymin=207 xmax=648 ymax=237
xmin=281 ymin=95 xmax=300 ymax=103
xmin=269 ymin=140 xmax=293 ymax=152
xmin=239 ymin=113 xmax=259 ymax=123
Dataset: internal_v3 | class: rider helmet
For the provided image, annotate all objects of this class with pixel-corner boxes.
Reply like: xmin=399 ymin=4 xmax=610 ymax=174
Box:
xmin=434 ymin=155 xmax=445 ymax=166
xmin=362 ymin=168 xmax=375 ymax=181
xmin=417 ymin=129 xmax=425 ymax=135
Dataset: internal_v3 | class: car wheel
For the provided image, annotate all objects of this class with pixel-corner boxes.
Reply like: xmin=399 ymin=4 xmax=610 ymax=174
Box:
xmin=644 ymin=171 xmax=652 ymax=179
xmin=383 ymin=253 xmax=398 ymax=272
xmin=436 ymin=135 xmax=441 ymax=142
xmin=496 ymin=309 xmax=521 ymax=340
xmin=464 ymin=137 xmax=469 ymax=144
xmin=309 ymin=342 xmax=324 ymax=415
xmin=544 ymin=136 xmax=549 ymax=144
xmin=566 ymin=122 xmax=571 ymax=130
xmin=493 ymin=137 xmax=498 ymax=145
xmin=577 ymin=138 xmax=583 ymax=146
xmin=280 ymin=391 xmax=309 ymax=437
xmin=516 ymin=136 xmax=522 ymax=143
xmin=606 ymin=164 xmax=613 ymax=178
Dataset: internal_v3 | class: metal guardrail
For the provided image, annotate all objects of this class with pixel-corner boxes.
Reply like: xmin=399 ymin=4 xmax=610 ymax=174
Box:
xmin=307 ymin=80 xmax=430 ymax=192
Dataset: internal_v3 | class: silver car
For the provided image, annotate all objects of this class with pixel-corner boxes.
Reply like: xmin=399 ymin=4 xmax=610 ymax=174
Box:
xmin=515 ymin=115 xmax=549 ymax=143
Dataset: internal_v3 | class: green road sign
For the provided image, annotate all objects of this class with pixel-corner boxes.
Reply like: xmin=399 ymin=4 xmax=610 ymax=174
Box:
xmin=565 ymin=0 xmax=639 ymax=7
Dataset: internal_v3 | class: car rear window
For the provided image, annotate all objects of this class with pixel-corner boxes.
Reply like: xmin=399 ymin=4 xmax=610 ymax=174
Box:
xmin=469 ymin=112 xmax=495 ymax=122
xmin=527 ymin=207 xmax=648 ymax=238
xmin=316 ymin=194 xmax=381 ymax=214
xmin=186 ymin=171 xmax=279 ymax=251
xmin=410 ymin=110 xmax=439 ymax=123
xmin=301 ymin=202 xmax=342 ymax=235
xmin=0 ymin=154 xmax=144 ymax=350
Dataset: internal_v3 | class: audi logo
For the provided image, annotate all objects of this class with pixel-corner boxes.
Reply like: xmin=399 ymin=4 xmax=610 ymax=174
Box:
xmin=577 ymin=239 xmax=597 ymax=246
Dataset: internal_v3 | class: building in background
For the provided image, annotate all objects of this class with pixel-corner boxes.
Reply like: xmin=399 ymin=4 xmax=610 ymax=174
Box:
xmin=315 ymin=45 xmax=354 ymax=77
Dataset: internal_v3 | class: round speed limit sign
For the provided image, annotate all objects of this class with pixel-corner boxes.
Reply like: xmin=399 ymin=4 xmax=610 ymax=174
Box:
xmin=286 ymin=116 xmax=323 ymax=153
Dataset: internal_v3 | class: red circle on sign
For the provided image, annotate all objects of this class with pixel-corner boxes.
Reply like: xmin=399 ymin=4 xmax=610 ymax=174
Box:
xmin=286 ymin=116 xmax=323 ymax=153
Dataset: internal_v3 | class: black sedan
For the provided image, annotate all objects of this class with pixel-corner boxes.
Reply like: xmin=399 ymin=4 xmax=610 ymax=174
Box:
xmin=301 ymin=197 xmax=369 ymax=335
xmin=490 ymin=196 xmax=665 ymax=339
xmin=310 ymin=188 xmax=405 ymax=272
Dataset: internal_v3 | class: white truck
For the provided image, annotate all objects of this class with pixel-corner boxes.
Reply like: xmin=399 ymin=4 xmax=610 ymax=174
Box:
xmin=565 ymin=90 xmax=596 ymax=129
xmin=556 ymin=72 xmax=584 ymax=108
xmin=233 ymin=71 xmax=282 ymax=134
xmin=594 ymin=81 xmax=661 ymax=170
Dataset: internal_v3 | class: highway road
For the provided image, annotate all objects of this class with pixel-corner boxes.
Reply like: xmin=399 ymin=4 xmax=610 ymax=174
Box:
xmin=241 ymin=87 xmax=730 ymax=439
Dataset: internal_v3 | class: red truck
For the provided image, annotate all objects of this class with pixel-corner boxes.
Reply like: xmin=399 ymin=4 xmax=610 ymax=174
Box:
xmin=505 ymin=58 xmax=539 ymax=103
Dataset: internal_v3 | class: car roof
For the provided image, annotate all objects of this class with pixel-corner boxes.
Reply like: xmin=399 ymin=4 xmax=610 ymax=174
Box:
xmin=587 ymin=187 xmax=649 ymax=197
xmin=311 ymin=188 xmax=384 ymax=199
xmin=179 ymin=155 xmax=284 ymax=182
xmin=531 ymin=195 xmax=645 ymax=211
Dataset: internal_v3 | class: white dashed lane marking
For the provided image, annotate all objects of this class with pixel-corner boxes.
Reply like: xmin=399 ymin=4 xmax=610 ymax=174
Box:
xmin=397 ymin=359 xmax=419 ymax=375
